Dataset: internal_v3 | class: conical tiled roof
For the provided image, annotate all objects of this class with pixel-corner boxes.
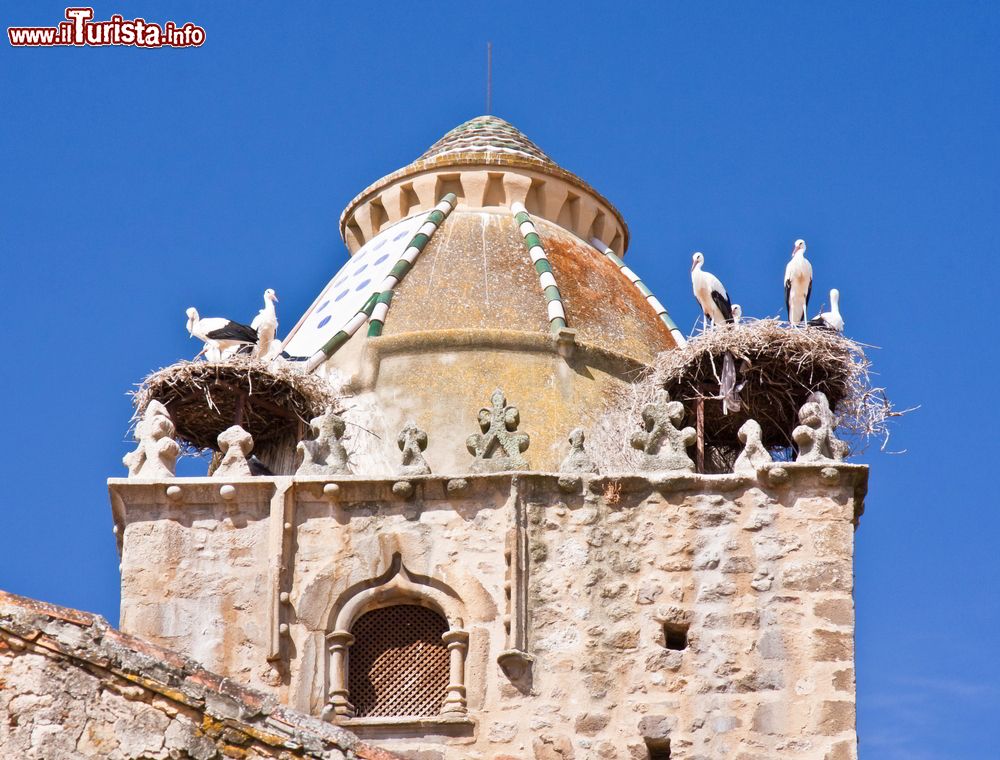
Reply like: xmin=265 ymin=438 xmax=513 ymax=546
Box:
xmin=341 ymin=114 xmax=630 ymax=255
xmin=417 ymin=115 xmax=555 ymax=166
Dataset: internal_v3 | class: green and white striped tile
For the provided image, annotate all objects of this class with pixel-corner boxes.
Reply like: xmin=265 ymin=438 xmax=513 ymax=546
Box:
xmin=367 ymin=194 xmax=457 ymax=337
xmin=303 ymin=194 xmax=457 ymax=373
xmin=591 ymin=237 xmax=687 ymax=348
xmin=511 ymin=202 xmax=567 ymax=332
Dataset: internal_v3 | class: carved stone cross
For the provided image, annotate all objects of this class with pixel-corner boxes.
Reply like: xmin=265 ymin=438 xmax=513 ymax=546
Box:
xmin=296 ymin=408 xmax=351 ymax=477
xmin=559 ymin=427 xmax=599 ymax=474
xmin=629 ymin=390 xmax=696 ymax=472
xmin=467 ymin=389 xmax=529 ymax=473
xmin=123 ymin=400 xmax=179 ymax=478
xmin=214 ymin=425 xmax=254 ymax=478
xmin=397 ymin=421 xmax=431 ymax=476
xmin=793 ymin=392 xmax=849 ymax=463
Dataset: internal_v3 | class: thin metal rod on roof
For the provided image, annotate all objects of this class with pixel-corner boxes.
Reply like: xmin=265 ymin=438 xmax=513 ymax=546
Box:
xmin=486 ymin=41 xmax=493 ymax=114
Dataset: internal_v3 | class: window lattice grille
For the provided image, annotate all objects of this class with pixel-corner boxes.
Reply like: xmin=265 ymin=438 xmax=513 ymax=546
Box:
xmin=348 ymin=604 xmax=449 ymax=718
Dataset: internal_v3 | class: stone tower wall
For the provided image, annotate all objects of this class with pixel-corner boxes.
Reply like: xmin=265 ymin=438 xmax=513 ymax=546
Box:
xmin=111 ymin=465 xmax=864 ymax=759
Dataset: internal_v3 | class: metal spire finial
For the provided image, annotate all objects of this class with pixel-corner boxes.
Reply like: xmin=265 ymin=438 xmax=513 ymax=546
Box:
xmin=486 ymin=41 xmax=493 ymax=114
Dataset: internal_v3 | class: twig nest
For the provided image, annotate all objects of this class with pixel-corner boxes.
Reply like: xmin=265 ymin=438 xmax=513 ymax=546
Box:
xmin=654 ymin=320 xmax=871 ymax=450
xmin=132 ymin=357 xmax=340 ymax=455
xmin=590 ymin=319 xmax=897 ymax=470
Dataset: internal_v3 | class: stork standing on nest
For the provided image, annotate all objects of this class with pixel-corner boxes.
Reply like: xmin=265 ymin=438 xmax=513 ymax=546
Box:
xmin=690 ymin=252 xmax=734 ymax=329
xmin=808 ymin=288 xmax=845 ymax=332
xmin=251 ymin=288 xmax=280 ymax=360
xmin=186 ymin=307 xmax=258 ymax=361
xmin=784 ymin=239 xmax=812 ymax=325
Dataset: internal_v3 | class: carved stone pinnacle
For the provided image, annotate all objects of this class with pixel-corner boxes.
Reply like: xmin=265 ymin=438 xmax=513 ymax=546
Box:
xmin=466 ymin=389 xmax=529 ymax=473
xmin=214 ymin=425 xmax=254 ymax=478
xmin=629 ymin=389 xmax=696 ymax=473
xmin=397 ymin=420 xmax=431 ymax=476
xmin=123 ymin=400 xmax=179 ymax=479
xmin=296 ymin=408 xmax=351 ymax=477
xmin=793 ymin=392 xmax=849 ymax=463
xmin=733 ymin=419 xmax=772 ymax=475
xmin=559 ymin=427 xmax=599 ymax=475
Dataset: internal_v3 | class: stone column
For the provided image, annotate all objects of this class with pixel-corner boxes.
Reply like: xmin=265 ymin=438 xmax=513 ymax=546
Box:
xmin=324 ymin=631 xmax=355 ymax=719
xmin=440 ymin=629 xmax=469 ymax=714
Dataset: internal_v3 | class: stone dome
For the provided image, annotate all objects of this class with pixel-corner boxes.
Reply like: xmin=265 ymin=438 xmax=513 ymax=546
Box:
xmin=281 ymin=116 xmax=684 ymax=473
xmin=378 ymin=211 xmax=673 ymax=364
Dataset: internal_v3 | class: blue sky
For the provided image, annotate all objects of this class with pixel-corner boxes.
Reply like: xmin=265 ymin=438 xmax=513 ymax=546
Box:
xmin=1 ymin=2 xmax=997 ymax=757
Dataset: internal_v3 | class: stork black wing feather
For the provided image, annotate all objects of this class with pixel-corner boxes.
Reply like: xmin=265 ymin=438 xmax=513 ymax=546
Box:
xmin=206 ymin=321 xmax=258 ymax=343
xmin=784 ymin=279 xmax=791 ymax=320
xmin=711 ymin=290 xmax=734 ymax=323
xmin=248 ymin=455 xmax=274 ymax=476
xmin=806 ymin=280 xmax=812 ymax=309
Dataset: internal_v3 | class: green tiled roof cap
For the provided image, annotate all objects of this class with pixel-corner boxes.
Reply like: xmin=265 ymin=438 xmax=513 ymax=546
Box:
xmin=418 ymin=115 xmax=555 ymax=165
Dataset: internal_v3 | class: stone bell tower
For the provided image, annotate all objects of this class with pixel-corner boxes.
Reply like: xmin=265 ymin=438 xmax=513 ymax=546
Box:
xmin=110 ymin=115 xmax=866 ymax=759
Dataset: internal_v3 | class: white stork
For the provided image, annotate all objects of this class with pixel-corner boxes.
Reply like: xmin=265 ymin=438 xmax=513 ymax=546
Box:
xmin=808 ymin=288 xmax=844 ymax=332
xmin=691 ymin=252 xmax=734 ymax=328
xmin=732 ymin=304 xmax=743 ymax=324
xmin=251 ymin=288 xmax=279 ymax=359
xmin=186 ymin=307 xmax=258 ymax=361
xmin=784 ymin=239 xmax=813 ymax=325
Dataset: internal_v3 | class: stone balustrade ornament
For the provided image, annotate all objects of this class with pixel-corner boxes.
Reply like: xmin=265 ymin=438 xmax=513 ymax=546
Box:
xmin=467 ymin=389 xmax=530 ymax=473
xmin=630 ymin=390 xmax=697 ymax=472
xmin=213 ymin=425 xmax=254 ymax=478
xmin=123 ymin=401 xmax=180 ymax=478
xmin=733 ymin=419 xmax=772 ymax=475
xmin=397 ymin=421 xmax=431 ymax=476
xmin=296 ymin=408 xmax=351 ymax=477
xmin=793 ymin=391 xmax=850 ymax=463
xmin=559 ymin=427 xmax=599 ymax=475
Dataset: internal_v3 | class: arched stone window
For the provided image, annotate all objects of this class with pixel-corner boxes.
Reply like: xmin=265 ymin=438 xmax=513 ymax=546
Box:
xmin=323 ymin=556 xmax=469 ymax=722
xmin=348 ymin=604 xmax=449 ymax=717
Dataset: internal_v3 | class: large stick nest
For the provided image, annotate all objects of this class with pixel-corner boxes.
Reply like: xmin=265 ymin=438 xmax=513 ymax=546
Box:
xmin=132 ymin=357 xmax=340 ymax=453
xmin=590 ymin=319 xmax=898 ymax=470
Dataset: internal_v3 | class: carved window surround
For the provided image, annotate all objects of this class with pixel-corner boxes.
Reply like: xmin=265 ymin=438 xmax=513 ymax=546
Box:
xmin=338 ymin=714 xmax=476 ymax=740
xmin=323 ymin=555 xmax=469 ymax=722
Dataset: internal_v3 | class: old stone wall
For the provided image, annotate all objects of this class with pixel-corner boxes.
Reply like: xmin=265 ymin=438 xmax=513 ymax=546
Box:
xmin=110 ymin=464 xmax=865 ymax=760
xmin=511 ymin=469 xmax=861 ymax=760
xmin=114 ymin=480 xmax=275 ymax=687
xmin=0 ymin=592 xmax=398 ymax=760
